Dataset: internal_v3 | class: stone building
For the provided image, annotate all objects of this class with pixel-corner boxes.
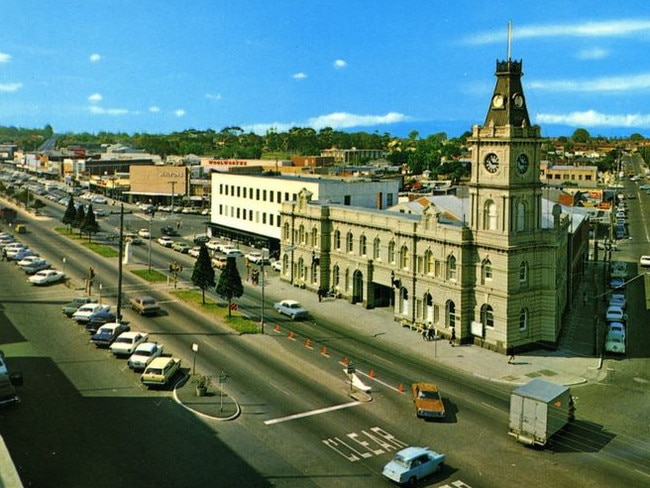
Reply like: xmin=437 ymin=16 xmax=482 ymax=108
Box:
xmin=279 ymin=57 xmax=578 ymax=354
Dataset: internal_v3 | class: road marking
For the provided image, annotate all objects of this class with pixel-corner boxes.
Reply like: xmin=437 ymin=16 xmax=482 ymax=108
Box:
xmin=264 ymin=400 xmax=362 ymax=425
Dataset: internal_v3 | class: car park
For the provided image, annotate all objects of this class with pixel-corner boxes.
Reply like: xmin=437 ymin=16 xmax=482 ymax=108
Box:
xmin=157 ymin=235 xmax=174 ymax=247
xmin=90 ymin=322 xmax=130 ymax=348
xmin=110 ymin=331 xmax=149 ymax=357
xmin=605 ymin=305 xmax=625 ymax=322
xmin=72 ymin=303 xmax=110 ymax=323
xmin=127 ymin=342 xmax=164 ymax=370
xmin=62 ymin=297 xmax=98 ymax=317
xmin=28 ymin=269 xmax=66 ymax=286
xmin=382 ymin=446 xmax=445 ymax=485
xmin=130 ymin=295 xmax=160 ymax=316
xmin=411 ymin=382 xmax=446 ymax=419
xmin=273 ymin=299 xmax=309 ymax=320
xmin=172 ymin=242 xmax=191 ymax=253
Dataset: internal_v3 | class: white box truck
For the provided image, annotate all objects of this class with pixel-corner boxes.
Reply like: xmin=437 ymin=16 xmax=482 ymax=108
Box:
xmin=508 ymin=379 xmax=574 ymax=447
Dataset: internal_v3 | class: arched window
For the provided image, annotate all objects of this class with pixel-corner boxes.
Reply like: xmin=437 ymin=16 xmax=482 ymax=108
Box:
xmin=484 ymin=200 xmax=497 ymax=230
xmin=388 ymin=240 xmax=396 ymax=264
xmin=332 ymin=265 xmax=340 ymax=287
xmin=516 ymin=200 xmax=526 ymax=231
xmin=399 ymin=287 xmax=409 ymax=315
xmin=424 ymin=249 xmax=434 ymax=274
xmin=281 ymin=254 xmax=288 ymax=275
xmin=333 ymin=230 xmax=341 ymax=250
xmin=481 ymin=304 xmax=494 ymax=328
xmin=359 ymin=234 xmax=367 ymax=256
xmin=424 ymin=293 xmax=433 ymax=323
xmin=311 ymin=227 xmax=318 ymax=247
xmin=519 ymin=308 xmax=528 ymax=331
xmin=346 ymin=232 xmax=354 ymax=253
xmin=298 ymin=225 xmax=305 ymax=245
xmin=283 ymin=222 xmax=290 ymax=242
xmin=519 ymin=261 xmax=528 ymax=284
xmin=445 ymin=300 xmax=456 ymax=328
xmin=373 ymin=237 xmax=381 ymax=260
xmin=481 ymin=259 xmax=493 ymax=284
xmin=400 ymin=245 xmax=409 ymax=270
xmin=446 ymin=255 xmax=457 ymax=281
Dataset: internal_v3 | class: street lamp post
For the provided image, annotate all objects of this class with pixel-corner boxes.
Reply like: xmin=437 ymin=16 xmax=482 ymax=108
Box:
xmin=148 ymin=213 xmax=153 ymax=272
xmin=260 ymin=247 xmax=269 ymax=334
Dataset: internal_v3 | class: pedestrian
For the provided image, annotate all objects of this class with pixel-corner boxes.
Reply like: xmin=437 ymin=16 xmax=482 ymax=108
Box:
xmin=176 ymin=220 xmax=181 ymax=230
xmin=421 ymin=328 xmax=427 ymax=341
xmin=428 ymin=327 xmax=435 ymax=341
xmin=507 ymin=346 xmax=515 ymax=364
xmin=1 ymin=248 xmax=6 ymax=261
xmin=449 ymin=327 xmax=456 ymax=346
xmin=317 ymin=288 xmax=323 ymax=302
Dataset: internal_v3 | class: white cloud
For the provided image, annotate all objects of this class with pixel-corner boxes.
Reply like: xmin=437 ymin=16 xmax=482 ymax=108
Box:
xmin=333 ymin=59 xmax=347 ymax=69
xmin=241 ymin=111 xmax=409 ymax=134
xmin=0 ymin=83 xmax=22 ymax=92
xmin=529 ymin=72 xmax=650 ymax=92
xmin=174 ymin=109 xmax=186 ymax=117
xmin=89 ymin=53 xmax=101 ymax=63
xmin=464 ymin=19 xmax=650 ymax=45
xmin=149 ymin=106 xmax=160 ymax=113
xmin=0 ymin=52 xmax=11 ymax=63
xmin=576 ymin=48 xmax=609 ymax=60
xmin=536 ymin=109 xmax=650 ymax=128
xmin=88 ymin=106 xmax=130 ymax=116
xmin=292 ymin=72 xmax=307 ymax=80
xmin=205 ymin=93 xmax=222 ymax=100
xmin=88 ymin=93 xmax=103 ymax=103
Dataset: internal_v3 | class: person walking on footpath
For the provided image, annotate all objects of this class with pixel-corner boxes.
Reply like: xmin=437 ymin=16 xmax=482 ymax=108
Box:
xmin=449 ymin=327 xmax=456 ymax=347
xmin=507 ymin=346 xmax=515 ymax=364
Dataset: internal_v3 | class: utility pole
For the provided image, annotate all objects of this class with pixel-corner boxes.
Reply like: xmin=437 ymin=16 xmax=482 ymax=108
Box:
xmin=111 ymin=203 xmax=132 ymax=321
xmin=169 ymin=181 xmax=176 ymax=218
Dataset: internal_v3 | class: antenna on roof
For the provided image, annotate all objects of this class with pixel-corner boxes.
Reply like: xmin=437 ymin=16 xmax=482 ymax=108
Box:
xmin=507 ymin=21 xmax=512 ymax=60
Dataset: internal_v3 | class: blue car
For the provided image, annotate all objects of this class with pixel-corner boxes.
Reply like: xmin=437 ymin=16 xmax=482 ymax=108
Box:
xmin=382 ymin=446 xmax=445 ymax=485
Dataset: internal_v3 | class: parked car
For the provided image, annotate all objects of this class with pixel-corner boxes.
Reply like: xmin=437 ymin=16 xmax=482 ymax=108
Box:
xmin=28 ymin=269 xmax=66 ymax=286
xmin=172 ymin=242 xmax=191 ymax=253
xmin=205 ymin=240 xmax=223 ymax=252
xmin=127 ymin=342 xmax=164 ymax=370
xmin=157 ymin=235 xmax=174 ymax=247
xmin=188 ymin=246 xmax=202 ymax=258
xmin=411 ymin=382 xmax=446 ymax=419
xmin=273 ymin=299 xmax=309 ymax=320
xmin=124 ymin=232 xmax=143 ymax=245
xmin=605 ymin=305 xmax=625 ymax=322
xmin=160 ymin=226 xmax=180 ymax=237
xmin=193 ymin=234 xmax=210 ymax=245
xmin=223 ymin=248 xmax=244 ymax=258
xmin=140 ymin=357 xmax=181 ymax=388
xmin=9 ymin=248 xmax=38 ymax=262
xmin=110 ymin=331 xmax=149 ymax=357
xmin=85 ymin=309 xmax=118 ymax=333
xmin=90 ymin=322 xmax=130 ymax=348
xmin=382 ymin=446 xmax=445 ymax=485
xmin=271 ymin=260 xmax=282 ymax=272
xmin=137 ymin=228 xmax=151 ymax=239
xmin=609 ymin=278 xmax=626 ymax=290
xmin=0 ymin=373 xmax=19 ymax=407
xmin=130 ymin=295 xmax=160 ymax=316
xmin=20 ymin=258 xmax=51 ymax=274
xmin=605 ymin=332 xmax=626 ymax=355
xmin=0 ymin=351 xmax=8 ymax=376
xmin=608 ymin=293 xmax=626 ymax=309
xmin=212 ymin=256 xmax=228 ymax=269
xmin=607 ymin=322 xmax=626 ymax=341
xmin=640 ymin=255 xmax=650 ymax=267
xmin=72 ymin=304 xmax=110 ymax=323
xmin=62 ymin=297 xmax=98 ymax=317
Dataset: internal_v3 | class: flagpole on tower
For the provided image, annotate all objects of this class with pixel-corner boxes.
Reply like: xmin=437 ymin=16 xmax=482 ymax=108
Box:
xmin=507 ymin=21 xmax=512 ymax=60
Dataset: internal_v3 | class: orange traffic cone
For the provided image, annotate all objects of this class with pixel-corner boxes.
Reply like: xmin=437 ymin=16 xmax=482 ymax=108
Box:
xmin=305 ymin=339 xmax=312 ymax=349
xmin=369 ymin=370 xmax=375 ymax=378
xmin=274 ymin=324 xmax=281 ymax=333
xmin=341 ymin=357 xmax=349 ymax=366
xmin=397 ymin=383 xmax=405 ymax=393
xmin=321 ymin=346 xmax=328 ymax=356
xmin=288 ymin=330 xmax=295 ymax=340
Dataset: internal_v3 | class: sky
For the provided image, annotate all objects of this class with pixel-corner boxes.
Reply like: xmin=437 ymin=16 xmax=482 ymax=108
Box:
xmin=2 ymin=1 xmax=650 ymax=139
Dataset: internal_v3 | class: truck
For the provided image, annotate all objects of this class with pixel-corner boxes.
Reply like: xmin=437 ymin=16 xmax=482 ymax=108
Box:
xmin=509 ymin=378 xmax=574 ymax=447
xmin=140 ymin=357 xmax=181 ymax=388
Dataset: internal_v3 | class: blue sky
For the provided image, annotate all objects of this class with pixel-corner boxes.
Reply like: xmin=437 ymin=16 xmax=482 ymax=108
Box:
xmin=2 ymin=1 xmax=650 ymax=139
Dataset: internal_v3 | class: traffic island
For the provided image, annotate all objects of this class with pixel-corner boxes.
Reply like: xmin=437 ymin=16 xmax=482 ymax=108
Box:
xmin=173 ymin=374 xmax=241 ymax=421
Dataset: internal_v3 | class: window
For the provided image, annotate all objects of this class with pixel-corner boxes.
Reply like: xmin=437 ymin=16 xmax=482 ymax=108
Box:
xmin=388 ymin=241 xmax=396 ymax=264
xmin=447 ymin=255 xmax=457 ymax=281
xmin=298 ymin=225 xmax=305 ymax=245
xmin=373 ymin=238 xmax=381 ymax=260
xmin=311 ymin=228 xmax=318 ymax=248
xmin=481 ymin=259 xmax=492 ymax=283
xmin=270 ymin=214 xmax=275 ymax=226
xmin=519 ymin=261 xmax=528 ymax=284
xmin=243 ymin=188 xmax=247 ymax=198
xmin=359 ymin=235 xmax=367 ymax=256
xmin=332 ymin=265 xmax=340 ymax=287
xmin=400 ymin=245 xmax=409 ymax=270
xmin=484 ymin=200 xmax=497 ymax=230
xmin=346 ymin=232 xmax=353 ymax=253
xmin=481 ymin=304 xmax=494 ymax=328
xmin=516 ymin=201 xmax=525 ymax=231
xmin=283 ymin=223 xmax=290 ymax=241
xmin=424 ymin=250 xmax=434 ymax=274
xmin=334 ymin=230 xmax=341 ymax=250
xmin=519 ymin=308 xmax=528 ymax=331
xmin=270 ymin=191 xmax=274 ymax=203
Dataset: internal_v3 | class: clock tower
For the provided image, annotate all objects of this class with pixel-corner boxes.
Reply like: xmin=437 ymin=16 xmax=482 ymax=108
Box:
xmin=467 ymin=58 xmax=543 ymax=244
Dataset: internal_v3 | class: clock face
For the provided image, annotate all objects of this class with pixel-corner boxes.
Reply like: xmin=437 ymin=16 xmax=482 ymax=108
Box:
xmin=516 ymin=153 xmax=529 ymax=174
xmin=492 ymin=95 xmax=504 ymax=109
xmin=513 ymin=94 xmax=524 ymax=108
xmin=484 ymin=153 xmax=500 ymax=173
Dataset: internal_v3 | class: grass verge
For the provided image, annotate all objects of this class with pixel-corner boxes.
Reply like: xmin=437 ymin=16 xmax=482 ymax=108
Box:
xmin=54 ymin=226 xmax=119 ymax=257
xmin=131 ymin=268 xmax=168 ymax=282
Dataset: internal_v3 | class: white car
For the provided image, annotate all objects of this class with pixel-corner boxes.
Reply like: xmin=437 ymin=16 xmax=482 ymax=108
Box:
xmin=188 ymin=246 xmax=202 ymax=258
xmin=157 ymin=235 xmax=174 ymax=247
xmin=16 ymin=255 xmax=42 ymax=267
xmin=605 ymin=305 xmax=625 ymax=322
xmin=223 ymin=247 xmax=244 ymax=258
xmin=607 ymin=322 xmax=626 ymax=341
xmin=640 ymin=255 xmax=650 ymax=267
xmin=72 ymin=304 xmax=110 ymax=323
xmin=605 ymin=332 xmax=626 ymax=355
xmin=110 ymin=331 xmax=149 ymax=357
xmin=271 ymin=260 xmax=282 ymax=272
xmin=246 ymin=252 xmax=263 ymax=264
xmin=608 ymin=293 xmax=626 ymax=309
xmin=28 ymin=269 xmax=66 ymax=286
xmin=137 ymin=228 xmax=151 ymax=239
xmin=273 ymin=299 xmax=309 ymax=320
xmin=127 ymin=342 xmax=164 ymax=370
xmin=205 ymin=240 xmax=223 ymax=252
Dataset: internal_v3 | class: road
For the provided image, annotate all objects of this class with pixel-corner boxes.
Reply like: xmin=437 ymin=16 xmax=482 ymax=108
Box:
xmin=0 ymin=195 xmax=647 ymax=486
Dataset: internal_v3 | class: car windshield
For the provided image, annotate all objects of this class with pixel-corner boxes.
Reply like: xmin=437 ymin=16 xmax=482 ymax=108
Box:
xmin=418 ymin=390 xmax=440 ymax=400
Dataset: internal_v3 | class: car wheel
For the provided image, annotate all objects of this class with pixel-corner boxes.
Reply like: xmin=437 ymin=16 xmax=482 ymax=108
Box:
xmin=437 ymin=461 xmax=444 ymax=472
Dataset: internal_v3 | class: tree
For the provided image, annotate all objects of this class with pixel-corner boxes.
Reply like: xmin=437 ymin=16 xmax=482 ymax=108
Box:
xmin=215 ymin=256 xmax=243 ymax=317
xmin=62 ymin=197 xmax=77 ymax=232
xmin=73 ymin=205 xmax=85 ymax=235
xmin=571 ymin=128 xmax=590 ymax=144
xmin=80 ymin=204 xmax=100 ymax=242
xmin=191 ymin=245 xmax=215 ymax=304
